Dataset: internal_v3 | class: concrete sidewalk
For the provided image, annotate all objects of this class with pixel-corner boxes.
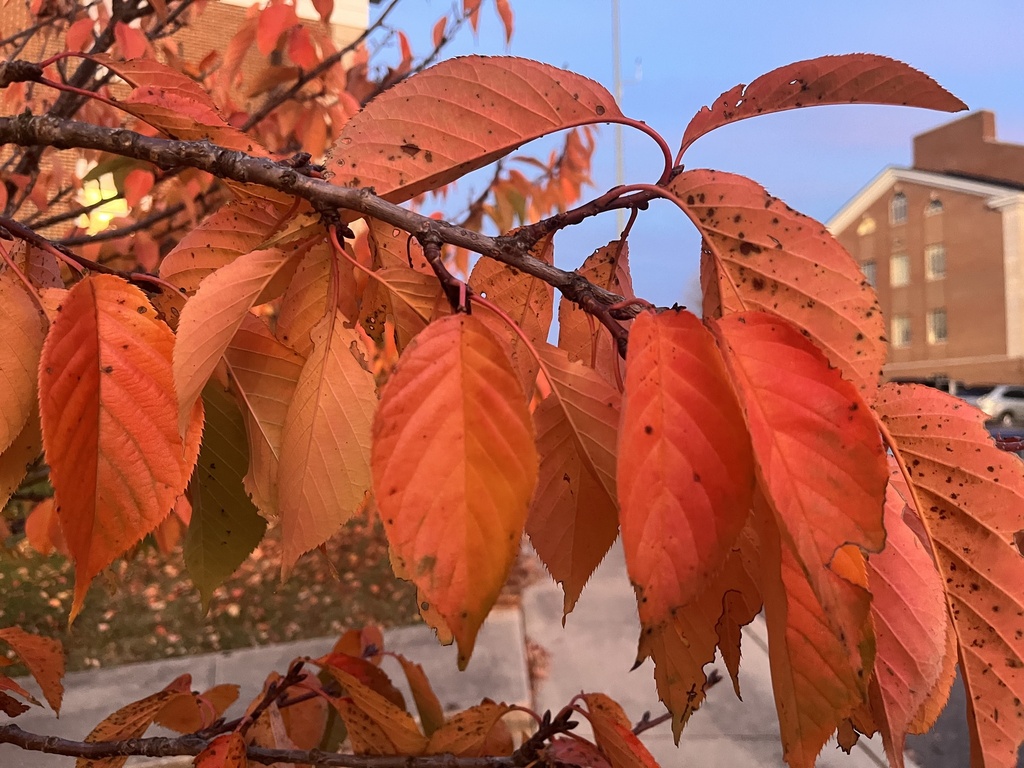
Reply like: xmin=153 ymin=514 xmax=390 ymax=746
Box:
xmin=5 ymin=543 xmax=923 ymax=767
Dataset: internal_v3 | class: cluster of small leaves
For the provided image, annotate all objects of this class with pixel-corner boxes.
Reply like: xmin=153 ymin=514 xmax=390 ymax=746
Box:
xmin=1 ymin=2 xmax=1023 ymax=768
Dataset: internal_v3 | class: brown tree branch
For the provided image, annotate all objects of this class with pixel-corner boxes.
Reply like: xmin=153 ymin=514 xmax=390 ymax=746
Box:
xmin=0 ymin=113 xmax=653 ymax=332
xmin=0 ymin=724 xmax=516 ymax=767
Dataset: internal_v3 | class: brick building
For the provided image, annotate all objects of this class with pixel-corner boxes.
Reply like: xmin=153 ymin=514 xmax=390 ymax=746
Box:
xmin=828 ymin=111 xmax=1024 ymax=385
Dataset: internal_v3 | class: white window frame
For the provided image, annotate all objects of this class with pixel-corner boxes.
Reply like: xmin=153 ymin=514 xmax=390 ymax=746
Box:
xmin=891 ymin=192 xmax=908 ymax=224
xmin=890 ymin=253 xmax=910 ymax=287
xmin=927 ymin=309 xmax=948 ymax=345
xmin=892 ymin=315 xmax=912 ymax=348
xmin=925 ymin=243 xmax=946 ymax=281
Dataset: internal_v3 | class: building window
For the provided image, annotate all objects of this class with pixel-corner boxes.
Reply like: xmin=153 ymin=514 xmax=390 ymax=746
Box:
xmin=925 ymin=243 xmax=946 ymax=280
xmin=862 ymin=260 xmax=877 ymax=287
xmin=890 ymin=253 xmax=910 ymax=287
xmin=857 ymin=217 xmax=876 ymax=236
xmin=927 ymin=309 xmax=948 ymax=345
xmin=891 ymin=192 xmax=908 ymax=224
xmin=892 ymin=315 xmax=912 ymax=348
xmin=926 ymin=197 xmax=944 ymax=216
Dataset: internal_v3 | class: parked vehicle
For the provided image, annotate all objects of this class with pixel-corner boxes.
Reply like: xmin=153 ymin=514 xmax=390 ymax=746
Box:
xmin=974 ymin=385 xmax=1024 ymax=425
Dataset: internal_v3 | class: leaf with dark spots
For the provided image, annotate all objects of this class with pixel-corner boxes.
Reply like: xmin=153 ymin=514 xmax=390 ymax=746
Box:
xmin=676 ymin=169 xmax=886 ymax=401
xmin=679 ymin=54 xmax=966 ymax=155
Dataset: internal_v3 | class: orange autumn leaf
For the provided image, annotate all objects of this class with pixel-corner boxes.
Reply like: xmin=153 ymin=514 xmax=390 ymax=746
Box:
xmin=710 ymin=311 xmax=886 ymax=677
xmin=557 ymin=241 xmax=634 ymax=388
xmin=77 ymin=676 xmax=193 ymax=768
xmin=372 ymin=314 xmax=538 ymax=667
xmin=861 ymin=467 xmax=952 ymax=768
xmin=391 ymin=653 xmax=445 ymax=737
xmin=619 ymin=309 xmax=753 ymax=614
xmin=678 ymin=170 xmax=887 ymax=400
xmin=24 ymin=497 xmax=66 ymax=557
xmin=527 ymin=343 xmax=620 ymax=616
xmin=679 ymin=54 xmax=967 ymax=155
xmin=321 ymin=665 xmax=428 ymax=755
xmin=194 ymin=732 xmax=247 ymax=768
xmin=579 ymin=693 xmax=659 ymax=768
xmin=875 ymin=383 xmax=1024 ymax=768
xmin=0 ymin=267 xmax=46 ymax=454
xmin=425 ymin=700 xmax=513 ymax=756
xmin=0 ymin=627 xmax=64 ymax=714
xmin=758 ymin=512 xmax=868 ymax=768
xmin=0 ymin=406 xmax=42 ymax=511
xmin=278 ymin=309 xmax=377 ymax=570
xmin=173 ymin=246 xmax=301 ymax=435
xmin=327 ymin=56 xmax=624 ymax=205
xmin=38 ymin=275 xmax=200 ymax=620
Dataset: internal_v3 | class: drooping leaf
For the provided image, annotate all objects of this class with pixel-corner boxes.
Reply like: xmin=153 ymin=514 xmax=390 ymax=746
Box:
xmin=184 ymin=382 xmax=268 ymax=608
xmin=579 ymin=693 xmax=659 ymax=768
xmin=76 ymin=677 xmax=193 ymax=768
xmin=0 ymin=690 xmax=30 ymax=716
xmin=223 ymin=314 xmax=305 ymax=516
xmin=276 ymin=240 xmax=333 ymax=356
xmin=38 ymin=275 xmax=199 ymax=620
xmin=678 ymin=170 xmax=887 ymax=400
xmin=639 ymin=536 xmax=761 ymax=739
xmin=361 ymin=266 xmax=444 ymax=351
xmin=468 ymin=233 xmax=554 ymax=392
xmin=0 ymin=628 xmax=64 ymax=714
xmin=0 ymin=268 xmax=46 ymax=454
xmin=326 ymin=56 xmax=624 ymax=204
xmin=710 ymin=311 xmax=886 ymax=675
xmin=278 ymin=309 xmax=377 ymax=570
xmin=557 ymin=240 xmax=634 ymax=388
xmin=159 ymin=199 xmax=282 ymax=295
xmin=679 ymin=54 xmax=967 ymax=155
xmin=527 ymin=343 xmax=620 ymax=616
xmin=155 ymin=683 xmax=239 ymax=733
xmin=758 ymin=511 xmax=867 ymax=768
xmin=425 ymin=701 xmax=513 ymax=756
xmin=372 ymin=314 xmax=538 ymax=667
xmin=544 ymin=738 xmax=612 ymax=768
xmin=174 ymin=246 xmax=301 ymax=435
xmin=193 ymin=732 xmax=247 ymax=768
xmin=321 ymin=665 xmax=428 ymax=755
xmin=0 ymin=406 xmax=42 ymax=511
xmin=620 ymin=309 xmax=753 ymax=614
xmin=875 ymin=383 xmax=1024 ymax=768
xmin=391 ymin=653 xmax=445 ymax=737
xmin=862 ymin=467 xmax=952 ymax=768
xmin=25 ymin=497 xmax=66 ymax=556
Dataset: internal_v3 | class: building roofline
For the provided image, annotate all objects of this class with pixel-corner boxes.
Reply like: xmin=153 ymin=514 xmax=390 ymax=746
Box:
xmin=827 ymin=166 xmax=1024 ymax=234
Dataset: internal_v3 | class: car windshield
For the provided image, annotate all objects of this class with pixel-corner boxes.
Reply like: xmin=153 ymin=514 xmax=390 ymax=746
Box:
xmin=960 ymin=386 xmax=996 ymax=398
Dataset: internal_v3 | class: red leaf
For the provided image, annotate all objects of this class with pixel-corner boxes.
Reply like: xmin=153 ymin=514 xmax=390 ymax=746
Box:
xmin=288 ymin=25 xmax=319 ymax=70
xmin=66 ymin=18 xmax=94 ymax=52
xmin=679 ymin=54 xmax=967 ymax=156
xmin=327 ymin=57 xmax=623 ymax=206
xmin=38 ymin=276 xmax=199 ymax=619
xmin=677 ymin=169 xmax=887 ymax=400
xmin=710 ymin=311 xmax=886 ymax=676
xmin=619 ymin=309 xmax=753 ymax=614
xmin=113 ymin=21 xmax=147 ymax=59
xmin=494 ymin=0 xmax=513 ymax=44
xmin=256 ymin=2 xmax=298 ymax=56
xmin=312 ymin=0 xmax=334 ymax=23
xmin=0 ymin=628 xmax=63 ymax=713
xmin=580 ymin=693 xmax=659 ymax=768
xmin=194 ymin=732 xmax=246 ymax=768
xmin=123 ymin=168 xmax=154 ymax=208
xmin=25 ymin=497 xmax=67 ymax=557
xmin=372 ymin=314 xmax=538 ymax=668
xmin=863 ymin=468 xmax=952 ymax=768
xmin=875 ymin=383 xmax=1024 ymax=768
xmin=431 ymin=17 xmax=446 ymax=48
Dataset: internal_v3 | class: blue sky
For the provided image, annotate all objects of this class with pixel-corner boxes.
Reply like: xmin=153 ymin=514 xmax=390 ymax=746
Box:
xmin=380 ymin=0 xmax=1024 ymax=307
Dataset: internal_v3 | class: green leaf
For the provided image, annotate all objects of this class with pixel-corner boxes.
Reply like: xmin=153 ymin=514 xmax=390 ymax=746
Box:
xmin=184 ymin=382 xmax=268 ymax=608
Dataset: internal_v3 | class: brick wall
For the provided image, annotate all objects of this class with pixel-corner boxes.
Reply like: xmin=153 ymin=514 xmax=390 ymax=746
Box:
xmin=914 ymin=111 xmax=1024 ymax=188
